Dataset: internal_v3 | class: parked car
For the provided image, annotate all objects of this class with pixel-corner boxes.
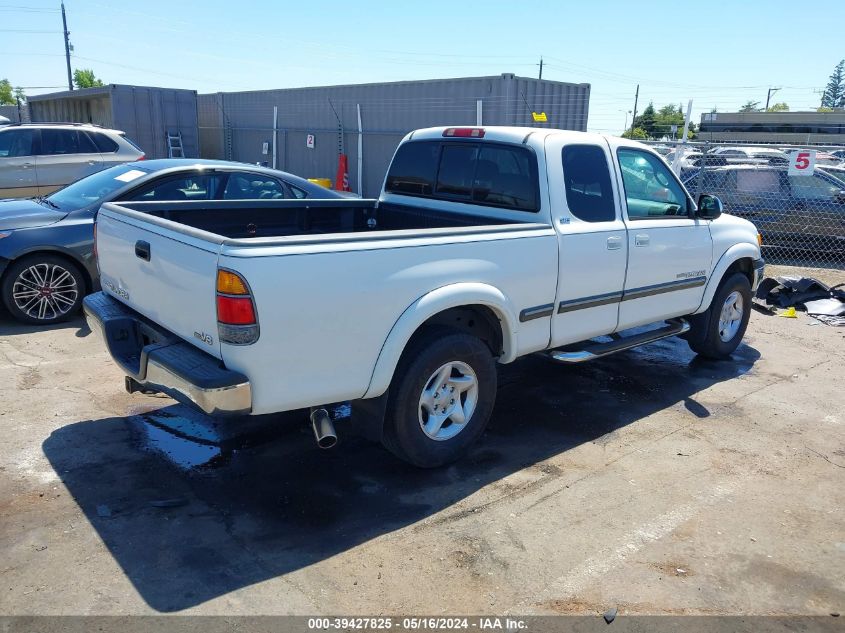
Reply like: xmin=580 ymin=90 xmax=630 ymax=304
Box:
xmin=683 ymin=164 xmax=845 ymax=255
xmin=663 ymin=148 xmax=704 ymax=176
xmin=708 ymin=146 xmax=787 ymax=161
xmin=85 ymin=126 xmax=763 ymax=468
xmin=829 ymin=149 xmax=845 ymax=162
xmin=781 ymin=148 xmax=843 ymax=166
xmin=817 ymin=164 xmax=845 ymax=184
xmin=0 ymin=159 xmax=344 ymax=324
xmin=0 ymin=122 xmax=145 ymax=198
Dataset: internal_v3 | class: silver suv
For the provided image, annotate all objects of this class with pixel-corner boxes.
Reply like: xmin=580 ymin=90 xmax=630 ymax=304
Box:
xmin=0 ymin=123 xmax=145 ymax=198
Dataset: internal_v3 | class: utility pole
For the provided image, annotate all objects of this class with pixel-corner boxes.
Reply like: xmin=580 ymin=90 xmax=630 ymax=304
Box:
xmin=765 ymin=86 xmax=780 ymax=111
xmin=630 ymin=84 xmax=639 ymax=136
xmin=61 ymin=1 xmax=73 ymax=91
xmin=538 ymin=56 xmax=543 ymax=80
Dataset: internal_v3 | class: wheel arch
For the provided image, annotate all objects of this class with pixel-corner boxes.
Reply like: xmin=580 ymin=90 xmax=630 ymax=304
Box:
xmin=1 ymin=246 xmax=94 ymax=295
xmin=694 ymin=244 xmax=759 ymax=314
xmin=362 ymin=282 xmax=518 ymax=400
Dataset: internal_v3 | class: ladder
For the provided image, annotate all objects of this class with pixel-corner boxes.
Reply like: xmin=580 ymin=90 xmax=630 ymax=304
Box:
xmin=166 ymin=131 xmax=184 ymax=158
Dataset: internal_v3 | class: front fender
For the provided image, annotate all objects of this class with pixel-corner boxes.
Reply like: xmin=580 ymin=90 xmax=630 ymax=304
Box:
xmin=363 ymin=282 xmax=519 ymax=399
xmin=694 ymin=242 xmax=760 ymax=314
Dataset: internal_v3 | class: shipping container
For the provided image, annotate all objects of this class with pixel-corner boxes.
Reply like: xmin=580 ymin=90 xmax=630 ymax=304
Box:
xmin=27 ymin=84 xmax=199 ymax=159
xmin=198 ymin=74 xmax=591 ymax=197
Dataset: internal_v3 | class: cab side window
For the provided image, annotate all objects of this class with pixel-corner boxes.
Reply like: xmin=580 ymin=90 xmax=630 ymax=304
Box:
xmin=562 ymin=145 xmax=616 ymax=222
xmin=0 ymin=129 xmax=36 ymax=158
xmin=617 ymin=149 xmax=689 ymax=219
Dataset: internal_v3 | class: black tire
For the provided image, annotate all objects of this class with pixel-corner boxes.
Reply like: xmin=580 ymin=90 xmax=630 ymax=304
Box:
xmin=1 ymin=254 xmax=85 ymax=325
xmin=383 ymin=326 xmax=497 ymax=468
xmin=686 ymin=272 xmax=751 ymax=359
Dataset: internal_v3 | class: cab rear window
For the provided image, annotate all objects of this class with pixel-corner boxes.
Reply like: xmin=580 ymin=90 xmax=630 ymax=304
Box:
xmin=385 ymin=140 xmax=539 ymax=212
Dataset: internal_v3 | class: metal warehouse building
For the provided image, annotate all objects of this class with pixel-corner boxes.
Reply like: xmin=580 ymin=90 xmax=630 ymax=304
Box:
xmin=198 ymin=74 xmax=590 ymax=197
xmin=699 ymin=111 xmax=845 ymax=145
xmin=26 ymin=84 xmax=199 ymax=159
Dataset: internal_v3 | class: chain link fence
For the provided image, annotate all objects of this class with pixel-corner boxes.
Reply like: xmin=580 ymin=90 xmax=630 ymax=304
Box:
xmin=643 ymin=140 xmax=845 ymax=269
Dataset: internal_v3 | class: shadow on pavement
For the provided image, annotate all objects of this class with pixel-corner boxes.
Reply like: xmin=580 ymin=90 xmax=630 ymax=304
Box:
xmin=43 ymin=336 xmax=759 ymax=612
xmin=0 ymin=314 xmax=90 ymax=337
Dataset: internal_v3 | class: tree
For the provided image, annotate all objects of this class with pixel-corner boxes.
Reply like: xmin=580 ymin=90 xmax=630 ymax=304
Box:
xmin=0 ymin=79 xmax=15 ymax=105
xmin=13 ymin=86 xmax=25 ymax=103
xmin=628 ymin=102 xmax=697 ymax=140
xmin=73 ymin=68 xmax=104 ymax=89
xmin=766 ymin=102 xmax=789 ymax=112
xmin=821 ymin=60 xmax=844 ymax=109
xmin=621 ymin=127 xmax=647 ymax=140
xmin=739 ymin=100 xmax=762 ymax=113
xmin=635 ymin=103 xmax=657 ymax=138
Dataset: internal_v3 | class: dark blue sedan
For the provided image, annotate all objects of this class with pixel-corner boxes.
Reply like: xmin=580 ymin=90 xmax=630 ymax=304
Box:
xmin=0 ymin=160 xmax=343 ymax=324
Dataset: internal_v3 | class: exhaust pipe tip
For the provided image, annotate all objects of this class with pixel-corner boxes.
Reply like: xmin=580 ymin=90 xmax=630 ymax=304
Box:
xmin=310 ymin=408 xmax=337 ymax=449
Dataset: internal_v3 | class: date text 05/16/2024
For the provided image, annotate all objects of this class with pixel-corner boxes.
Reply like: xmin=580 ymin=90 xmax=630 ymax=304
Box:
xmin=307 ymin=618 xmax=528 ymax=631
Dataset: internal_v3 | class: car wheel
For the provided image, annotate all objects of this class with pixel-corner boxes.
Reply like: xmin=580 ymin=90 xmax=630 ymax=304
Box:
xmin=686 ymin=272 xmax=751 ymax=360
xmin=382 ymin=326 xmax=497 ymax=468
xmin=1 ymin=255 xmax=85 ymax=325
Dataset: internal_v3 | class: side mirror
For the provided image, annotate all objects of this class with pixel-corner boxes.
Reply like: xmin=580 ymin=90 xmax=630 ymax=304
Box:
xmin=697 ymin=193 xmax=723 ymax=219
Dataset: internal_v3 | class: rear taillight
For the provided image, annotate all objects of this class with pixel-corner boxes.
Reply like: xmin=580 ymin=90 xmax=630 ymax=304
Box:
xmin=216 ymin=269 xmax=259 ymax=345
xmin=135 ymin=154 xmax=146 ymax=161
xmin=443 ymin=127 xmax=485 ymax=138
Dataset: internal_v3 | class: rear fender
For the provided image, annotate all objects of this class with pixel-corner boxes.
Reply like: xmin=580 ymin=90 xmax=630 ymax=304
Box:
xmin=363 ymin=282 xmax=518 ymax=399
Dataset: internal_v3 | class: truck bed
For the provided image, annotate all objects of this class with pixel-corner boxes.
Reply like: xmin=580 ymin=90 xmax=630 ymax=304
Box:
xmin=114 ymin=199 xmax=515 ymax=240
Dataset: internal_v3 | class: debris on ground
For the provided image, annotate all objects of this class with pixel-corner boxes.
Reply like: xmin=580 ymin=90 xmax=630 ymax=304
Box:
xmin=755 ymin=276 xmax=845 ymax=326
xmin=603 ymin=606 xmax=618 ymax=623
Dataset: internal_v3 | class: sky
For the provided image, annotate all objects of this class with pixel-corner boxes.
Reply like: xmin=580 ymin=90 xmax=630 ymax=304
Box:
xmin=2 ymin=0 xmax=844 ymax=135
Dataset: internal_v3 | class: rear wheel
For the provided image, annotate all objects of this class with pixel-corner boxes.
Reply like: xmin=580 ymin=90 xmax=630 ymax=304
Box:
xmin=1 ymin=255 xmax=85 ymax=325
xmin=686 ymin=272 xmax=751 ymax=359
xmin=383 ymin=327 xmax=497 ymax=468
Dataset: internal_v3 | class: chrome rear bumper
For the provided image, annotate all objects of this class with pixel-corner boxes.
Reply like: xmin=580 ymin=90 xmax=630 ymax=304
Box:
xmin=83 ymin=292 xmax=252 ymax=416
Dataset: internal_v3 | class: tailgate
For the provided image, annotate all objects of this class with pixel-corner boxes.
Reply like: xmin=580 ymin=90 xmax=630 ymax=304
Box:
xmin=96 ymin=203 xmax=222 ymax=359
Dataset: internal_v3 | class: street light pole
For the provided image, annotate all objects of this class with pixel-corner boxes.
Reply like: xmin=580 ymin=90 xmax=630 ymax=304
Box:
xmin=765 ymin=87 xmax=780 ymax=111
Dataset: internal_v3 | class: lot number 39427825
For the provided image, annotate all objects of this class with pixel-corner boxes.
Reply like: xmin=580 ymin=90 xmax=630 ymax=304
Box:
xmin=788 ymin=149 xmax=816 ymax=176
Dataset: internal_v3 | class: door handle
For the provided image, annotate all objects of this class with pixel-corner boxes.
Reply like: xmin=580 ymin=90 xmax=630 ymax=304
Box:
xmin=606 ymin=236 xmax=622 ymax=250
xmin=88 ymin=160 xmax=97 ymax=166
xmin=635 ymin=234 xmax=650 ymax=247
xmin=22 ymin=163 xmax=32 ymax=169
xmin=135 ymin=240 xmax=151 ymax=261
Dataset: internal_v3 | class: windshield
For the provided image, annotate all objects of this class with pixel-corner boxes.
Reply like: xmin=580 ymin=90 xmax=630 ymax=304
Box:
xmin=47 ymin=163 xmax=151 ymax=208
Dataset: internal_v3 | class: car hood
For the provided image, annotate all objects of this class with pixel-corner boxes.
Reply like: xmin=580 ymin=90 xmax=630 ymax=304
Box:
xmin=0 ymin=198 xmax=68 ymax=231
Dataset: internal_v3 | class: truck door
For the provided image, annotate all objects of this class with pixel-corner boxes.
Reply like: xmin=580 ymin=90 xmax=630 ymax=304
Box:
xmin=614 ymin=147 xmax=712 ymax=330
xmin=546 ymin=137 xmax=628 ymax=347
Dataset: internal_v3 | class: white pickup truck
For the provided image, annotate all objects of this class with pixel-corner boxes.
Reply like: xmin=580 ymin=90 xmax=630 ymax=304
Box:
xmin=85 ymin=126 xmax=764 ymax=467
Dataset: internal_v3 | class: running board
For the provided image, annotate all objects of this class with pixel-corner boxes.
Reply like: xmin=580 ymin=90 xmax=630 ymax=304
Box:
xmin=547 ymin=319 xmax=690 ymax=364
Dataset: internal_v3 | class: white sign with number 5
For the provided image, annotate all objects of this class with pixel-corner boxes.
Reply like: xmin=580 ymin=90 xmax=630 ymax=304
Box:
xmin=788 ymin=149 xmax=816 ymax=176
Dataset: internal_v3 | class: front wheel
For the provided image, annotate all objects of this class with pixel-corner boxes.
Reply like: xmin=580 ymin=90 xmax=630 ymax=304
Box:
xmin=1 ymin=255 xmax=85 ymax=325
xmin=686 ymin=272 xmax=751 ymax=359
xmin=383 ymin=327 xmax=497 ymax=468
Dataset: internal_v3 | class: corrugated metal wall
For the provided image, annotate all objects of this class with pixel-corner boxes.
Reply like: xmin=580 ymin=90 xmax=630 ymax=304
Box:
xmin=0 ymin=104 xmax=27 ymax=123
xmin=27 ymin=85 xmax=199 ymax=159
xmin=198 ymin=74 xmax=590 ymax=197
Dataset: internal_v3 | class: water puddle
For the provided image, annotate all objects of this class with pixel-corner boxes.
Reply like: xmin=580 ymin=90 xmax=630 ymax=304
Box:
xmin=126 ymin=402 xmax=353 ymax=471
